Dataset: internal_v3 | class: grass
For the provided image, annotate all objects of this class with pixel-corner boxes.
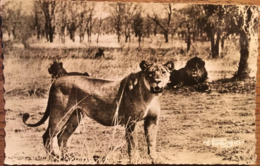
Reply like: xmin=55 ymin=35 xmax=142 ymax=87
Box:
xmin=3 ymin=34 xmax=258 ymax=164
xmin=4 ymin=35 xmax=257 ymax=96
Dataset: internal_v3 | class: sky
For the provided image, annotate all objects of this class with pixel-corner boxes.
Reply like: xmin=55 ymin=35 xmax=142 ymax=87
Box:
xmin=94 ymin=2 xmax=188 ymax=19
xmin=1 ymin=0 xmax=188 ymax=18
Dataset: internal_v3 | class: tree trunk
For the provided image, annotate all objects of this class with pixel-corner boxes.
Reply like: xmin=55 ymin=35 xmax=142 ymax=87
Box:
xmin=211 ymin=30 xmax=220 ymax=59
xmin=214 ymin=30 xmax=220 ymax=58
xmin=8 ymin=31 xmax=11 ymax=40
xmin=60 ymin=26 xmax=65 ymax=43
xmin=97 ymin=32 xmax=100 ymax=43
xmin=235 ymin=31 xmax=250 ymax=79
xmin=138 ymin=34 xmax=141 ymax=47
xmin=164 ymin=32 xmax=169 ymax=43
xmin=42 ymin=2 xmax=56 ymax=43
xmin=193 ymin=32 xmax=196 ymax=42
xmin=153 ymin=24 xmax=157 ymax=36
xmin=36 ymin=26 xmax=41 ymax=40
xmin=22 ymin=38 xmax=30 ymax=49
xmin=221 ymin=37 xmax=225 ymax=49
xmin=12 ymin=28 xmax=16 ymax=39
xmin=210 ymin=31 xmax=215 ymax=58
xmin=233 ymin=7 xmax=256 ymax=80
xmin=187 ymin=24 xmax=191 ymax=52
xmin=80 ymin=34 xmax=84 ymax=43
xmin=45 ymin=23 xmax=49 ymax=42
xmin=87 ymin=31 xmax=91 ymax=43
xmin=187 ymin=34 xmax=191 ymax=52
xmin=49 ymin=27 xmax=55 ymax=43
xmin=146 ymin=27 xmax=150 ymax=38
xmin=69 ymin=31 xmax=73 ymax=42
xmin=117 ymin=32 xmax=121 ymax=42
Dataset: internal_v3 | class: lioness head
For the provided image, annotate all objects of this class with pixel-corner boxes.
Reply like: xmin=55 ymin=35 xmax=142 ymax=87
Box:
xmin=140 ymin=60 xmax=174 ymax=94
xmin=48 ymin=61 xmax=65 ymax=76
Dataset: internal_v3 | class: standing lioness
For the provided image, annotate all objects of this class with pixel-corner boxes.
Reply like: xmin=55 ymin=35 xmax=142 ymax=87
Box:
xmin=23 ymin=60 xmax=174 ymax=163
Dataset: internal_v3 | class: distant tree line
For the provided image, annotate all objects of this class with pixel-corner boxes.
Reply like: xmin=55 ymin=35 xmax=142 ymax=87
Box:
xmin=2 ymin=1 xmax=258 ymax=79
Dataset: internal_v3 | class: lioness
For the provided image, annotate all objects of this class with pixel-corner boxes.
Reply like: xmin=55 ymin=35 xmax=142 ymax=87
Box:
xmin=48 ymin=61 xmax=90 ymax=81
xmin=23 ymin=60 xmax=174 ymax=163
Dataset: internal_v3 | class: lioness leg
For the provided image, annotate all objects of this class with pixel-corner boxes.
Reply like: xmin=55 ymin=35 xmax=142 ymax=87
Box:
xmin=125 ymin=122 xmax=139 ymax=164
xmin=144 ymin=116 xmax=158 ymax=163
xmin=43 ymin=127 xmax=54 ymax=156
xmin=43 ymin=105 xmax=76 ymax=157
xmin=57 ymin=109 xmax=83 ymax=158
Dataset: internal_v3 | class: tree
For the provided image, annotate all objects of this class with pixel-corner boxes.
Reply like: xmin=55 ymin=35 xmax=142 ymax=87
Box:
xmin=75 ymin=1 xmax=89 ymax=43
xmin=110 ymin=3 xmax=125 ymax=42
xmin=178 ymin=5 xmax=204 ymax=51
xmin=132 ymin=12 xmax=143 ymax=47
xmin=143 ymin=17 xmax=153 ymax=38
xmin=18 ymin=15 xmax=35 ymax=48
xmin=66 ymin=1 xmax=79 ymax=42
xmin=2 ymin=1 xmax=34 ymax=48
xmin=202 ymin=5 xmax=258 ymax=79
xmin=2 ymin=1 xmax=23 ymax=40
xmin=202 ymin=5 xmax=226 ymax=58
xmin=123 ymin=3 xmax=138 ymax=43
xmin=40 ymin=0 xmax=56 ymax=43
xmin=96 ymin=16 xmax=104 ymax=43
xmin=231 ymin=6 xmax=258 ymax=79
xmin=33 ymin=1 xmax=45 ymax=40
xmin=55 ymin=1 xmax=67 ymax=43
xmin=148 ymin=4 xmax=173 ymax=43
xmin=85 ymin=3 xmax=95 ymax=43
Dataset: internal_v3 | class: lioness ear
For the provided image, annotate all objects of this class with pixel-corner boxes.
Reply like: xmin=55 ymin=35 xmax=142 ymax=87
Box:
xmin=164 ymin=61 xmax=174 ymax=71
xmin=140 ymin=60 xmax=152 ymax=71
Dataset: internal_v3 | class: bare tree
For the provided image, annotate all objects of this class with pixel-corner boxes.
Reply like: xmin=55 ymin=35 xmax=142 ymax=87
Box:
xmin=178 ymin=5 xmax=203 ymax=51
xmin=66 ymin=1 xmax=79 ymax=42
xmin=202 ymin=5 xmax=226 ymax=58
xmin=55 ymin=1 xmax=67 ymax=43
xmin=76 ymin=1 xmax=88 ymax=43
xmin=40 ymin=0 xmax=56 ymax=43
xmin=110 ymin=2 xmax=125 ymax=43
xmin=132 ymin=12 xmax=143 ymax=47
xmin=96 ymin=16 xmax=104 ymax=43
xmin=143 ymin=17 xmax=152 ymax=38
xmin=33 ymin=1 xmax=45 ymax=40
xmin=85 ymin=3 xmax=95 ymax=43
xmin=148 ymin=4 xmax=173 ymax=43
xmin=123 ymin=3 xmax=138 ymax=43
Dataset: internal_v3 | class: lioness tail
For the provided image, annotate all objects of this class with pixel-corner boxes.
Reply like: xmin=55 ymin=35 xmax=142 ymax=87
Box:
xmin=22 ymin=103 xmax=50 ymax=127
xmin=23 ymin=91 xmax=51 ymax=127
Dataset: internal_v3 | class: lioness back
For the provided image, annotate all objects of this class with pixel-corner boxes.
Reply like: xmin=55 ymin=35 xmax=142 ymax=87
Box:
xmin=53 ymin=76 xmax=123 ymax=104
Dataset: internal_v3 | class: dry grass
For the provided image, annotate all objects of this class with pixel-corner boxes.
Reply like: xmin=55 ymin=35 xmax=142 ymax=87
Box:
xmin=5 ymin=36 xmax=257 ymax=95
xmin=3 ymin=35 xmax=258 ymax=164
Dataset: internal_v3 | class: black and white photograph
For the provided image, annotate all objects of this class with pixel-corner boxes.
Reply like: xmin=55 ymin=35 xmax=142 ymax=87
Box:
xmin=1 ymin=0 xmax=258 ymax=164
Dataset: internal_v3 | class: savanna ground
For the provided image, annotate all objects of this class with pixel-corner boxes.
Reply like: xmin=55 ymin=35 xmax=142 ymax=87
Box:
xmin=4 ymin=34 xmax=257 ymax=164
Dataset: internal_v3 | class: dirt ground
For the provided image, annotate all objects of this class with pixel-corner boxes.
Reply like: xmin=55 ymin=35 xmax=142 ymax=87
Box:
xmin=3 ymin=39 xmax=257 ymax=164
xmin=4 ymin=87 xmax=256 ymax=165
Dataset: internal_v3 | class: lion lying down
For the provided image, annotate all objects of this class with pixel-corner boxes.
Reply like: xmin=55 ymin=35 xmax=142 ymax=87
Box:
xmin=23 ymin=60 xmax=174 ymax=163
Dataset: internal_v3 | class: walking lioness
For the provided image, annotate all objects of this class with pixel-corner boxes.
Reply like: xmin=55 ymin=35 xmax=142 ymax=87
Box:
xmin=23 ymin=60 xmax=174 ymax=163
